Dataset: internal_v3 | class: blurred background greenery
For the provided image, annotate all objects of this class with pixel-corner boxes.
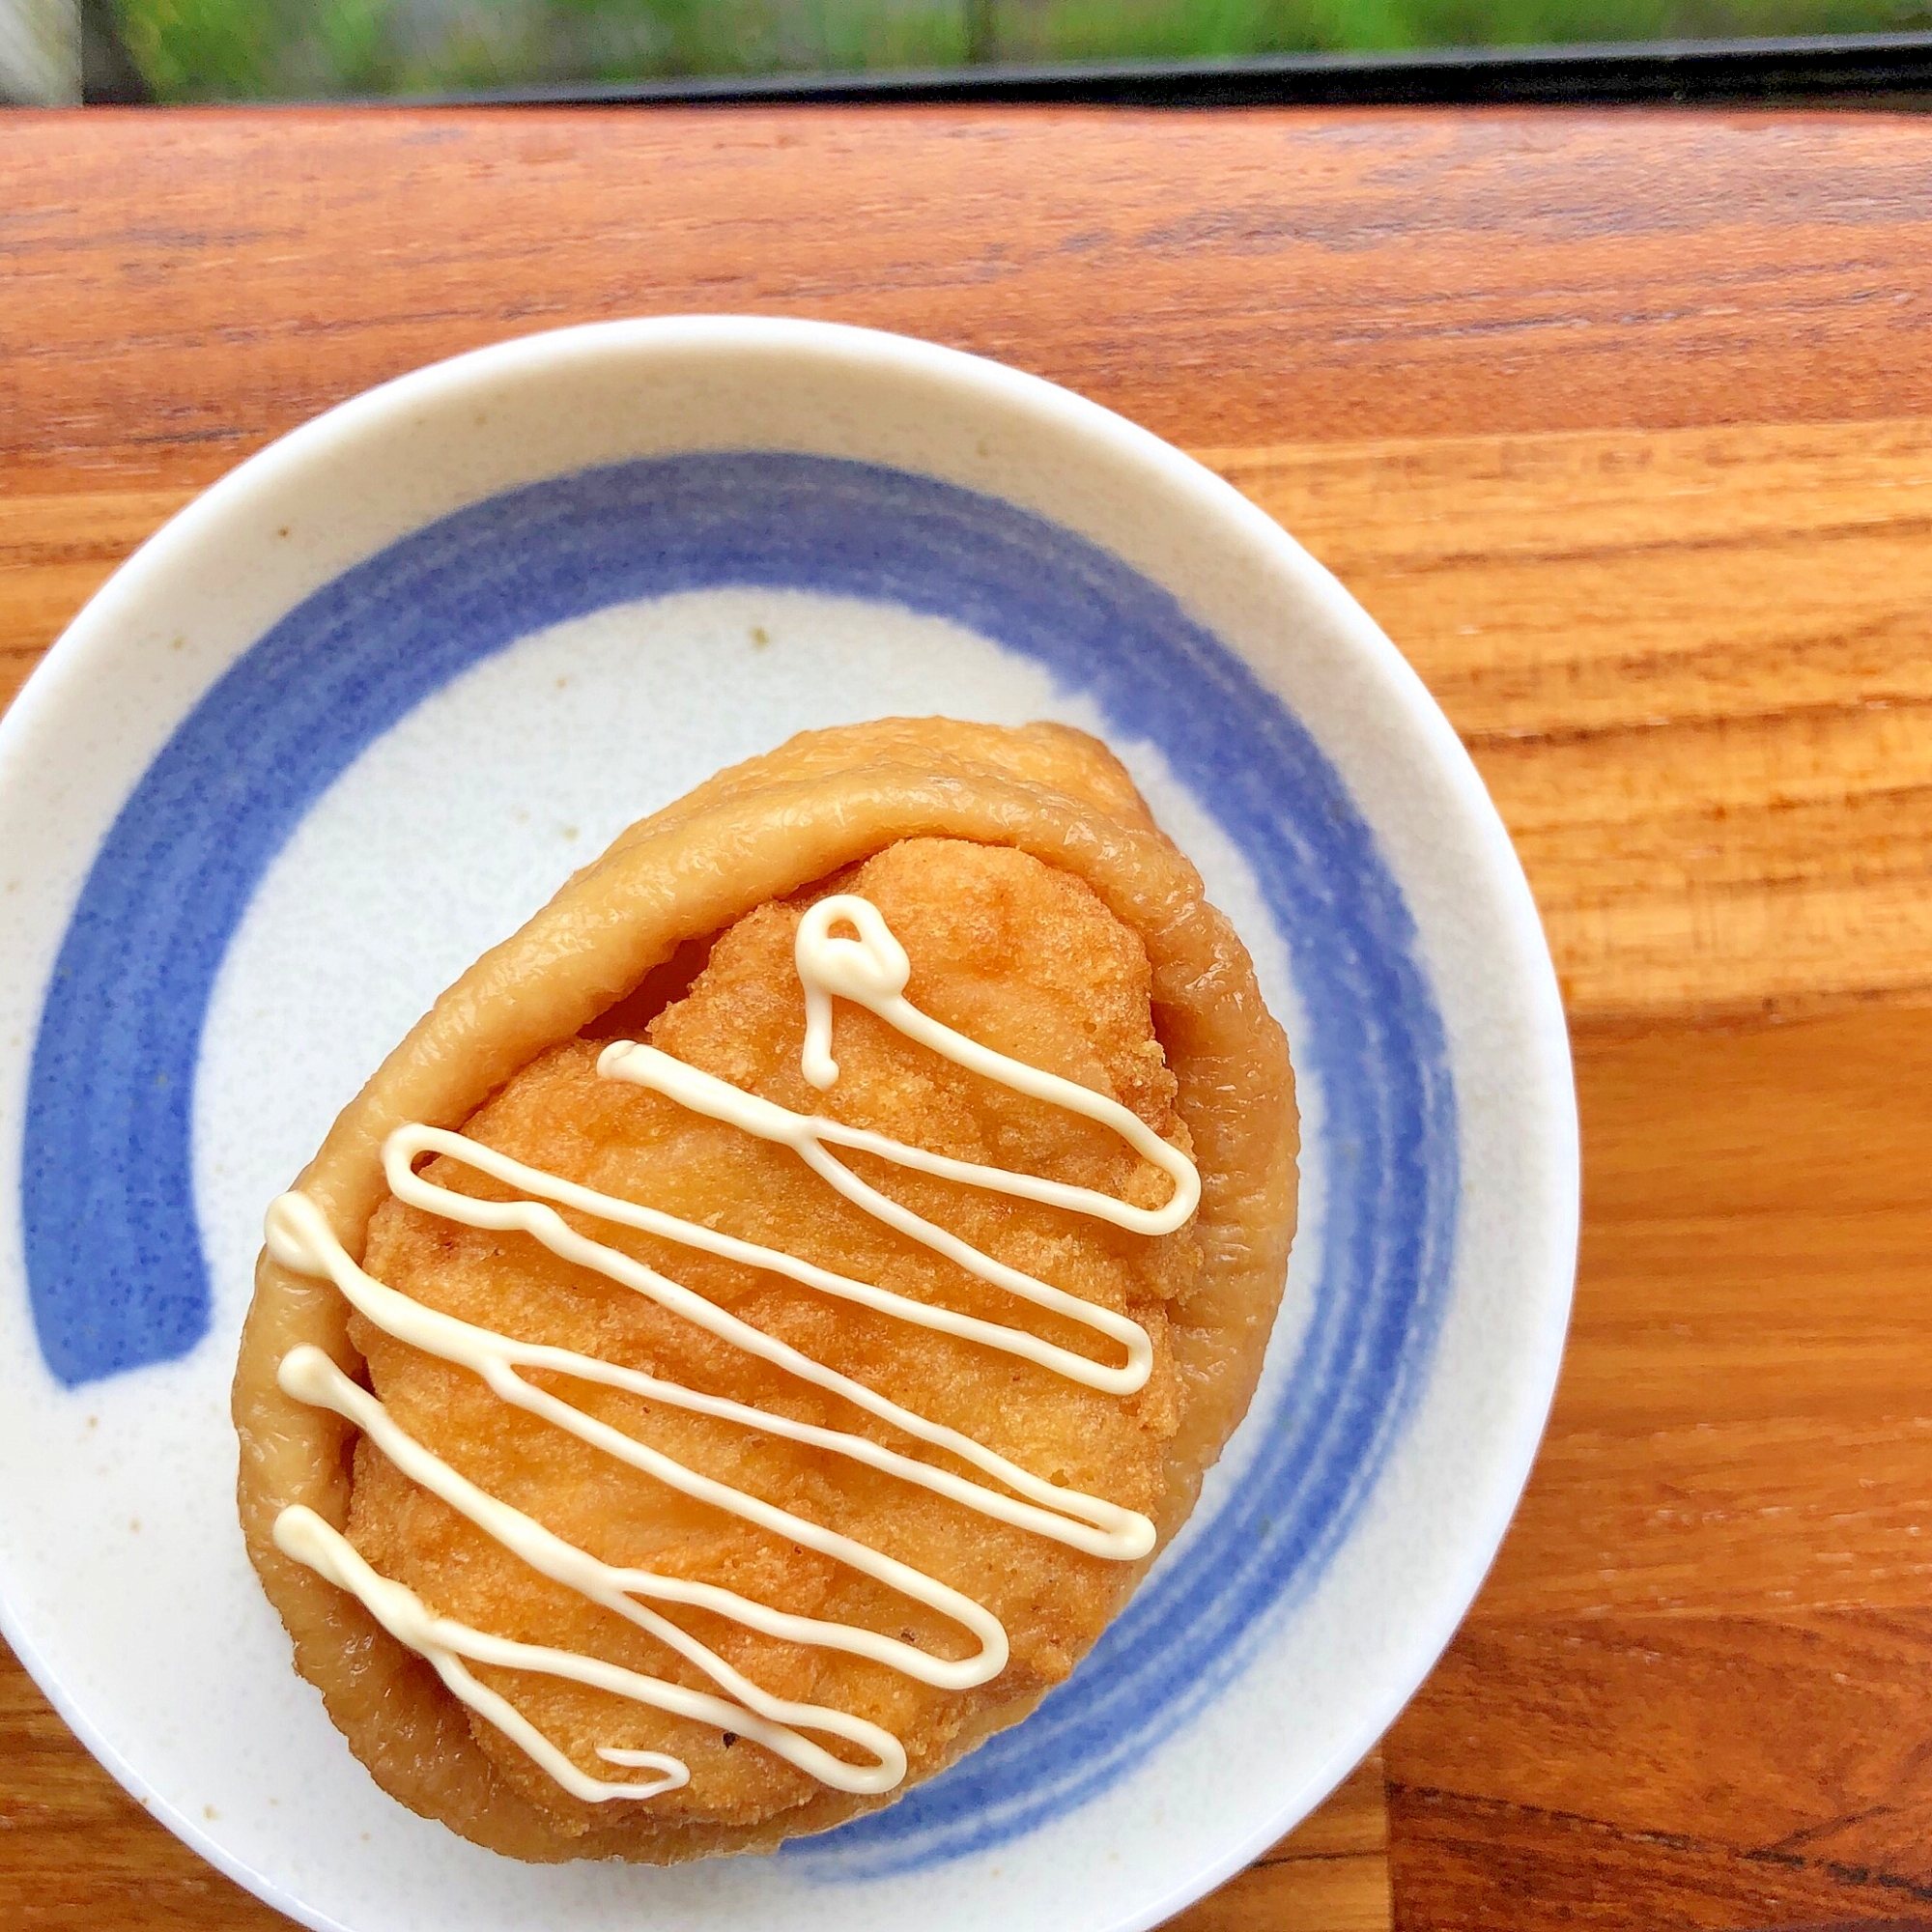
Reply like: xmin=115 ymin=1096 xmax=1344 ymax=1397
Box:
xmin=105 ymin=0 xmax=1932 ymax=100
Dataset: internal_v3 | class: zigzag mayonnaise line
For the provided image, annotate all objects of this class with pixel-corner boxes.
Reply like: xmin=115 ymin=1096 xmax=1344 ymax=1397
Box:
xmin=266 ymin=895 xmax=1200 ymax=1805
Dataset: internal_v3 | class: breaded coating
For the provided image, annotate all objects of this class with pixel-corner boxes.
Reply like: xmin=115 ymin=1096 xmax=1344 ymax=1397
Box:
xmin=347 ymin=840 xmax=1198 ymax=1841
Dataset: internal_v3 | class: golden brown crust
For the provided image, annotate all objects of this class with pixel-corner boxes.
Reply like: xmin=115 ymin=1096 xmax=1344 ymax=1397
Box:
xmin=349 ymin=840 xmax=1200 ymax=1849
xmin=232 ymin=718 xmax=1295 ymax=1862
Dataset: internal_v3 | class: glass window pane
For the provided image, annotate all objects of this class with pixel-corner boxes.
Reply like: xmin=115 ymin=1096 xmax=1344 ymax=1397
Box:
xmin=92 ymin=0 xmax=1932 ymax=101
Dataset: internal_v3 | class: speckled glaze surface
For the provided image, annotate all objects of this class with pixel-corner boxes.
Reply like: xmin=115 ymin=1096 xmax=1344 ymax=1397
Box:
xmin=0 ymin=320 xmax=1576 ymax=1932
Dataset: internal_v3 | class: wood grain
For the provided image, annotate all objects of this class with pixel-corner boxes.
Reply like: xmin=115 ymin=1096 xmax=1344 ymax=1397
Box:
xmin=0 ymin=488 xmax=192 ymax=710
xmin=1178 ymin=1750 xmax=1392 ymax=1932
xmin=7 ymin=107 xmax=1932 ymax=497
xmin=1381 ymin=1000 xmax=1932 ymax=1930
xmin=1216 ymin=416 xmax=1932 ymax=1024
xmin=7 ymin=103 xmax=1932 ymax=1932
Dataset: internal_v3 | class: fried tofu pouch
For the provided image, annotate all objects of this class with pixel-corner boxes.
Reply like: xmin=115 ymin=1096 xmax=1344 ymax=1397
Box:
xmin=233 ymin=718 xmax=1295 ymax=1862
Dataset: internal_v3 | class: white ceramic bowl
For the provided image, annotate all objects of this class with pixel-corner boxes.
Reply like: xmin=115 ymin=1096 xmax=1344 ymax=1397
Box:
xmin=0 ymin=318 xmax=1575 ymax=1932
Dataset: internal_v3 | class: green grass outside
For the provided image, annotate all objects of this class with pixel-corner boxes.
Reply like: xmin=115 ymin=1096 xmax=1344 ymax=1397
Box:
xmin=115 ymin=0 xmax=1932 ymax=100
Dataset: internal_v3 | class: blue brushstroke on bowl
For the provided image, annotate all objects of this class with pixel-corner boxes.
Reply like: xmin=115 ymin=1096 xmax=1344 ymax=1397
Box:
xmin=20 ymin=452 xmax=1456 ymax=1868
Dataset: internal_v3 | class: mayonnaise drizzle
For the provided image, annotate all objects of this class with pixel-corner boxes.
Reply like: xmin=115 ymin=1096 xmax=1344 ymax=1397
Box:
xmin=269 ymin=893 xmax=1198 ymax=1805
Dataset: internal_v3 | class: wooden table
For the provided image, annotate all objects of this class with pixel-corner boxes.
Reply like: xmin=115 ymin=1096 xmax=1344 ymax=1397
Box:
xmin=6 ymin=102 xmax=1932 ymax=1932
